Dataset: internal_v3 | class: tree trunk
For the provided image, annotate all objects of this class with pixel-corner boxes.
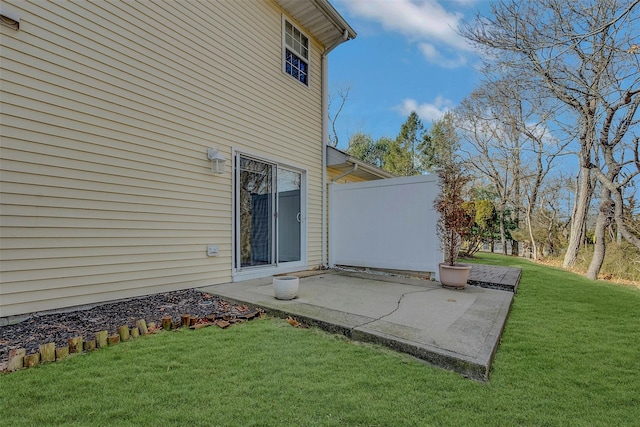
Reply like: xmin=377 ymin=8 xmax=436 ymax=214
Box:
xmin=526 ymin=203 xmax=538 ymax=260
xmin=591 ymin=166 xmax=640 ymax=250
xmin=499 ymin=209 xmax=507 ymax=255
xmin=587 ymin=187 xmax=612 ymax=280
xmin=547 ymin=208 xmax=557 ymax=256
xmin=594 ymin=99 xmax=640 ymax=249
xmin=612 ymin=189 xmax=640 ymax=249
xmin=511 ymin=162 xmax=521 ymax=257
xmin=563 ymin=167 xmax=592 ymax=268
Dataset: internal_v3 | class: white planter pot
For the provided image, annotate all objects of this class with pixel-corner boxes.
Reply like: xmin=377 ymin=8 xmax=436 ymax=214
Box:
xmin=273 ymin=276 xmax=299 ymax=300
xmin=439 ymin=263 xmax=472 ymax=290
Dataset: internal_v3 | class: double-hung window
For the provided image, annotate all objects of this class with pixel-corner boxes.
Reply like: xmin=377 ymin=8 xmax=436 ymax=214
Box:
xmin=283 ymin=19 xmax=309 ymax=86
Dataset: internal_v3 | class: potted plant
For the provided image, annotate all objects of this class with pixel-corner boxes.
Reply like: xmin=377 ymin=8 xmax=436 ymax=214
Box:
xmin=434 ymin=162 xmax=473 ymax=289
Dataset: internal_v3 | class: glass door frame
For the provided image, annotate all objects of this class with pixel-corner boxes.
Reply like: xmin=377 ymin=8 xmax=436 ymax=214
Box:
xmin=232 ymin=151 xmax=307 ymax=281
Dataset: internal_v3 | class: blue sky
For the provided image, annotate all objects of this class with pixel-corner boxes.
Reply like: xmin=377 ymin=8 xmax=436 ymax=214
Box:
xmin=328 ymin=0 xmax=491 ymax=150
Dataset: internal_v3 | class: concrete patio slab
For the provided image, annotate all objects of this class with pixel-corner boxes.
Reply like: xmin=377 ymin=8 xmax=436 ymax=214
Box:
xmin=200 ymin=269 xmax=515 ymax=381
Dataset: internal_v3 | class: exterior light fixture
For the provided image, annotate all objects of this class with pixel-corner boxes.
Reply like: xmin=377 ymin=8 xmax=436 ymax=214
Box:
xmin=207 ymin=148 xmax=226 ymax=174
xmin=0 ymin=6 xmax=20 ymax=31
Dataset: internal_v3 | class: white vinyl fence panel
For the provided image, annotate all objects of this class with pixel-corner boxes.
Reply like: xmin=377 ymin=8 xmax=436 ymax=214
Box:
xmin=329 ymin=175 xmax=441 ymax=276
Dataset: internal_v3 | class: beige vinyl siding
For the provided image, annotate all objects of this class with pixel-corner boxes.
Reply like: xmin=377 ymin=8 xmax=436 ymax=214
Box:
xmin=0 ymin=0 xmax=325 ymax=317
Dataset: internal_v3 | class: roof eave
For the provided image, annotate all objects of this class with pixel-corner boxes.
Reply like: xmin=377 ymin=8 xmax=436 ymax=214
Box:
xmin=326 ymin=146 xmax=395 ymax=180
xmin=346 ymin=157 xmax=395 ymax=180
xmin=274 ymin=0 xmax=356 ymax=49
xmin=311 ymin=0 xmax=357 ymax=44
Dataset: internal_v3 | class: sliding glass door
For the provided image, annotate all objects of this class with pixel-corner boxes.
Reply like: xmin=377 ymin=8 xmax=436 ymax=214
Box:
xmin=238 ymin=157 xmax=274 ymax=267
xmin=277 ymin=167 xmax=301 ymax=263
xmin=235 ymin=155 xmax=303 ymax=271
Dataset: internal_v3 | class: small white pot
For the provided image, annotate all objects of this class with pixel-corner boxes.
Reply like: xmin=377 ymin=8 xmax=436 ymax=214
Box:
xmin=273 ymin=276 xmax=299 ymax=300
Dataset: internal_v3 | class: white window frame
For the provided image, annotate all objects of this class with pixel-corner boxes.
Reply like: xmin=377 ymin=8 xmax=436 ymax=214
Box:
xmin=282 ymin=16 xmax=310 ymax=87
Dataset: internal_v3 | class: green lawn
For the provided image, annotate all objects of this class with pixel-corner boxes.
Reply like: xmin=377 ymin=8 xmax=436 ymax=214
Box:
xmin=1 ymin=254 xmax=639 ymax=426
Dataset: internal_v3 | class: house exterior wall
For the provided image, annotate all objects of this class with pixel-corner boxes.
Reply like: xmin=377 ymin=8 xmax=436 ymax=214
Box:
xmin=0 ymin=0 xmax=325 ymax=317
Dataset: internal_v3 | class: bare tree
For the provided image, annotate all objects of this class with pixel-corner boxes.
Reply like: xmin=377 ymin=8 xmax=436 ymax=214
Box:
xmin=588 ymin=136 xmax=640 ymax=278
xmin=515 ymin=90 xmax=571 ymax=260
xmin=328 ymin=84 xmax=351 ymax=147
xmin=538 ymin=177 xmax=568 ymax=256
xmin=461 ymin=0 xmax=640 ymax=276
xmin=456 ymin=88 xmax=519 ymax=255
xmin=456 ymin=75 xmax=568 ymax=259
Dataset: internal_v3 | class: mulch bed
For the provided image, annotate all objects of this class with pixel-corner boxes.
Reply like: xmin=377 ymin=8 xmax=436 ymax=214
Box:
xmin=0 ymin=289 xmax=262 ymax=369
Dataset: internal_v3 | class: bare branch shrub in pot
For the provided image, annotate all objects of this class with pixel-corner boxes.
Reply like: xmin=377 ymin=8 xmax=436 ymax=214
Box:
xmin=435 ymin=162 xmax=473 ymax=266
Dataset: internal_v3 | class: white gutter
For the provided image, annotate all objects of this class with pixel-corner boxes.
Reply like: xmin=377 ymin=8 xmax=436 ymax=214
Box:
xmin=321 ymin=29 xmax=350 ymax=268
xmin=331 ymin=163 xmax=358 ymax=182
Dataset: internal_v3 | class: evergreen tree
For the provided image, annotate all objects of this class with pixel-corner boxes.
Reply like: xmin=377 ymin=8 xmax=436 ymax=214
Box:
xmin=386 ymin=111 xmax=428 ymax=176
xmin=346 ymin=132 xmax=375 ymax=161
xmin=422 ymin=111 xmax=459 ymax=172
xmin=346 ymin=133 xmax=391 ymax=169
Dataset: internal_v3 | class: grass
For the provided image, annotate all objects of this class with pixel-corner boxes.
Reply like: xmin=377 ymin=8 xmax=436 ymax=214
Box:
xmin=1 ymin=253 xmax=639 ymax=426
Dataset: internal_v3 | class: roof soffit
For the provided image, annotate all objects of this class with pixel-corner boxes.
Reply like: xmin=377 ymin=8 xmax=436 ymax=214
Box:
xmin=274 ymin=0 xmax=356 ymax=49
xmin=326 ymin=146 xmax=394 ymax=180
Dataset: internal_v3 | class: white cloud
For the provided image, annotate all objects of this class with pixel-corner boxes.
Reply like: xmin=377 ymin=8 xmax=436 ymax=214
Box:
xmin=524 ymin=121 xmax=560 ymax=147
xmin=418 ymin=42 xmax=467 ymax=68
xmin=339 ymin=0 xmax=475 ymax=58
xmin=395 ymin=97 xmax=454 ymax=122
xmin=418 ymin=42 xmax=439 ymax=60
xmin=450 ymin=0 xmax=480 ymax=6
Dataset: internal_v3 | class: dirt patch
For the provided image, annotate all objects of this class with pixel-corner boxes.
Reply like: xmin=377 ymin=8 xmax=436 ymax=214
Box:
xmin=0 ymin=289 xmax=259 ymax=366
xmin=533 ymin=258 xmax=640 ymax=289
